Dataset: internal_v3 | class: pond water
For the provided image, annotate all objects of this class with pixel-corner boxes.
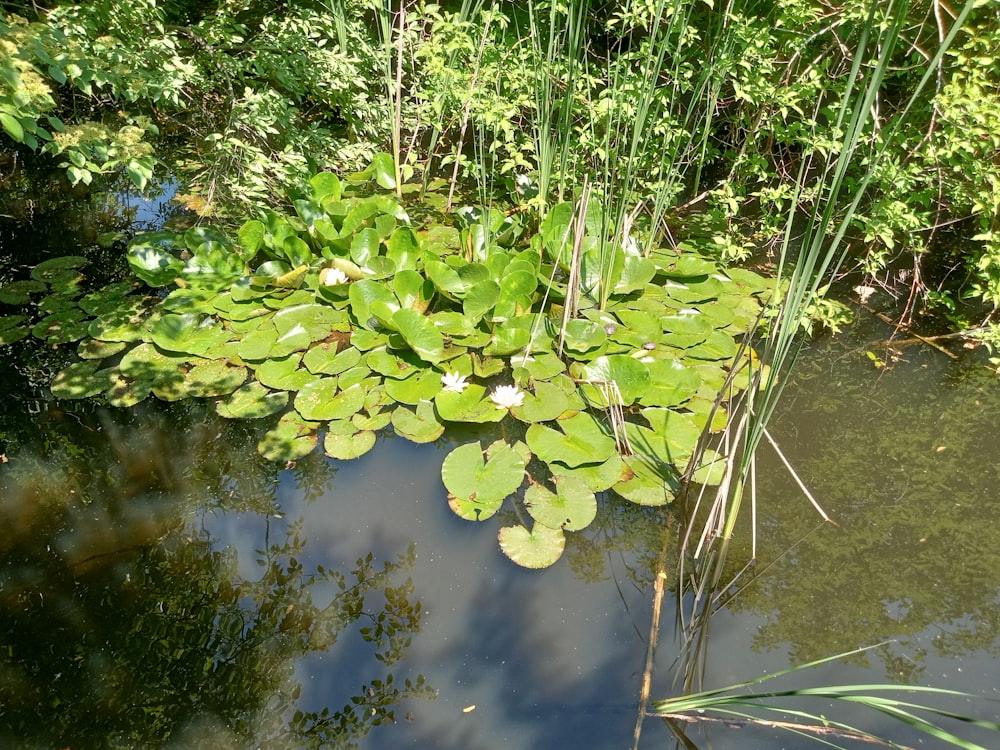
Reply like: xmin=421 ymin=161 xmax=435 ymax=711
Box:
xmin=2 ymin=174 xmax=1000 ymax=749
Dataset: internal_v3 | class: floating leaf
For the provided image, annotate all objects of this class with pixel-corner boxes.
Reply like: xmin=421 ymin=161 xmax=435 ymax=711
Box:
xmin=579 ymin=355 xmax=651 ymax=405
xmin=511 ymin=380 xmax=571 ymax=423
xmin=560 ymin=319 xmax=607 ymax=356
xmin=50 ymin=361 xmax=114 ymax=399
xmin=216 ymin=382 xmax=288 ymax=419
xmin=392 ymin=307 xmax=444 ymax=363
xmin=555 ymin=455 xmax=625 ymax=492
xmin=613 ymin=458 xmax=678 ymax=506
xmin=0 ymin=279 xmax=47 ymax=305
xmin=525 ymin=475 xmax=597 ymax=531
xmin=303 ymin=342 xmax=361 ymax=375
xmin=526 ymin=412 xmax=617 ymax=468
xmin=295 ymin=379 xmax=364 ymax=421
xmin=324 ymin=429 xmax=377 ymax=460
xmin=150 ymin=313 xmax=231 ymax=356
xmin=498 ymin=523 xmax=565 ymax=569
xmin=435 ymin=384 xmax=506 ymax=423
xmin=442 ymin=440 xmax=525 ymax=507
xmin=366 ymin=348 xmax=422 ymax=378
xmin=383 ymin=368 xmax=441 ymax=405
xmin=638 ymin=358 xmax=701 ymax=407
xmin=184 ymin=360 xmax=247 ymax=398
xmin=119 ymin=343 xmax=187 ymax=385
xmin=105 ymin=373 xmax=151 ymax=408
xmin=31 ymin=255 xmax=88 ymax=282
xmin=258 ymin=413 xmax=318 ymax=462
xmin=255 ymin=353 xmax=316 ymax=391
xmin=32 ymin=310 xmax=90 ymax=344
xmin=390 ymin=399 xmax=445 ymax=443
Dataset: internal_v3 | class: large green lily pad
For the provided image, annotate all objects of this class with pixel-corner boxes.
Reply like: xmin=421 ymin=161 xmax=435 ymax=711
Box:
xmin=150 ymin=313 xmax=232 ymax=356
xmin=525 ymin=475 xmax=597 ymax=531
xmin=296 ymin=380 xmax=366 ymax=421
xmin=216 ymin=382 xmax=289 ymax=419
xmin=498 ymin=523 xmax=565 ymax=569
xmin=258 ymin=413 xmax=319 ymax=462
xmin=442 ymin=439 xmax=525 ymax=509
xmin=50 ymin=361 xmax=115 ymax=399
xmin=526 ymin=412 xmax=618 ymax=468
xmin=391 ymin=400 xmax=444 ymax=443
xmin=434 ymin=384 xmax=507 ymax=423
xmin=324 ymin=428 xmax=377 ymax=460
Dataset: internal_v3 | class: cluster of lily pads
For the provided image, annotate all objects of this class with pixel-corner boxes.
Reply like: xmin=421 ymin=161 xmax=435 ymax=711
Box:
xmin=1 ymin=158 xmax=772 ymax=567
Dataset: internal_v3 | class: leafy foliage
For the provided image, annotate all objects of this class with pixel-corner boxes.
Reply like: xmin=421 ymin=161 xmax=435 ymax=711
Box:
xmin=6 ymin=159 xmax=771 ymax=567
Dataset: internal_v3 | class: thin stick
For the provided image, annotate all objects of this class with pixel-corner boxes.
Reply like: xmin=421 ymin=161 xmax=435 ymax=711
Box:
xmin=657 ymin=713 xmax=910 ymax=748
xmin=632 ymin=537 xmax=670 ymax=750
xmin=763 ymin=428 xmax=833 ymax=524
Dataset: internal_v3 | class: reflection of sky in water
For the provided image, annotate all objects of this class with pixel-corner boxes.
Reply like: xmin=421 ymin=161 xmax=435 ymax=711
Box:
xmin=120 ymin=179 xmax=180 ymax=230
xmin=202 ymin=437 xmax=669 ymax=749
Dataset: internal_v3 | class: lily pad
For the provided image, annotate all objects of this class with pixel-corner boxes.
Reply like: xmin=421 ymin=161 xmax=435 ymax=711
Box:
xmin=392 ymin=307 xmax=444 ymax=364
xmin=526 ymin=412 xmax=618 ymax=468
xmin=32 ymin=310 xmax=90 ymax=344
xmin=636 ymin=357 xmax=701 ymax=407
xmin=383 ymin=368 xmax=441 ymax=405
xmin=324 ymin=429 xmax=377 ymax=460
xmin=498 ymin=523 xmax=565 ymax=569
xmin=579 ymin=355 xmax=651 ymax=405
xmin=76 ymin=338 xmax=127 ymax=360
xmin=524 ymin=475 xmax=597 ymax=531
xmin=296 ymin=380 xmax=366 ymax=421
xmin=50 ymin=361 xmax=114 ymax=399
xmin=0 ymin=279 xmax=48 ymax=304
xmin=150 ymin=313 xmax=231 ymax=356
xmin=511 ymin=380 xmax=572 ymax=423
xmin=442 ymin=440 xmax=525 ymax=507
xmin=88 ymin=298 xmax=155 ymax=342
xmin=119 ymin=343 xmax=187 ymax=385
xmin=613 ymin=458 xmax=679 ymax=506
xmin=390 ymin=399 xmax=445 ymax=443
xmin=183 ymin=360 xmax=247 ymax=398
xmin=255 ymin=353 xmax=316 ymax=391
xmin=303 ymin=342 xmax=362 ymax=375
xmin=105 ymin=373 xmax=151 ymax=407
xmin=216 ymin=382 xmax=289 ymax=419
xmin=366 ymin=348 xmax=422 ymax=379
xmin=554 ymin=455 xmax=626 ymax=492
xmin=435 ymin=384 xmax=507 ymax=423
xmin=258 ymin=413 xmax=319 ymax=462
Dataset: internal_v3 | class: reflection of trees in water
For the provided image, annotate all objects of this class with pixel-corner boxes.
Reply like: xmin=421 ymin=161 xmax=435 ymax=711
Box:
xmin=0 ymin=408 xmax=433 ymax=748
xmin=714 ymin=338 xmax=1000 ymax=683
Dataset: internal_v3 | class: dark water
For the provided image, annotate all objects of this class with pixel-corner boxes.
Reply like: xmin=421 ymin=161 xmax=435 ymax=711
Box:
xmin=2 ymin=169 xmax=999 ymax=749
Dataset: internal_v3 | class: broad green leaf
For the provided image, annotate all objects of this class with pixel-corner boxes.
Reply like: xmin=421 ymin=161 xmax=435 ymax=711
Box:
xmin=511 ymin=380 xmax=571 ymax=423
xmin=383 ymin=368 xmax=441 ymax=405
xmin=390 ymin=400 xmax=445 ymax=443
xmin=255 ymin=354 xmax=316 ymax=391
xmin=525 ymin=476 xmax=597 ymax=531
xmin=50 ymin=361 xmax=114 ymax=399
xmin=216 ymin=382 xmax=288 ymax=418
xmin=349 ymin=279 xmax=397 ymax=329
xmin=150 ymin=313 xmax=231 ymax=356
xmin=386 ymin=226 xmax=420 ymax=271
xmin=463 ymin=279 xmax=500 ymax=321
xmin=183 ymin=360 xmax=247 ymax=398
xmin=303 ymin=342 xmax=361 ymax=375
xmin=258 ymin=413 xmax=318 ymax=462
xmin=434 ymin=383 xmax=506 ymax=423
xmin=441 ymin=440 xmax=525 ymax=506
xmin=498 ymin=523 xmax=565 ymax=569
xmin=392 ymin=308 xmax=445 ymax=364
xmin=296 ymin=380 xmax=365 ymax=421
xmin=526 ymin=412 xmax=618 ymax=468
xmin=324 ymin=429 xmax=377 ymax=460
xmin=580 ymin=354 xmax=651 ymax=405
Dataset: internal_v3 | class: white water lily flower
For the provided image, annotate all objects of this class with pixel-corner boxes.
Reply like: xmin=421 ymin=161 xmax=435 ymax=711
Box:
xmin=321 ymin=266 xmax=350 ymax=286
xmin=489 ymin=384 xmax=525 ymax=410
xmin=441 ymin=371 xmax=470 ymax=393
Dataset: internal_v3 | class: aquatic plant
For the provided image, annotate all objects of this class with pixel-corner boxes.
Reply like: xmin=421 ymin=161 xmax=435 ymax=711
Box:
xmin=2 ymin=159 xmax=771 ymax=569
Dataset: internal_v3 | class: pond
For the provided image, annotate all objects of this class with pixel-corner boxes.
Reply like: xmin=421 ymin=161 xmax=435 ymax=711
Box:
xmin=2 ymin=173 xmax=1000 ymax=749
